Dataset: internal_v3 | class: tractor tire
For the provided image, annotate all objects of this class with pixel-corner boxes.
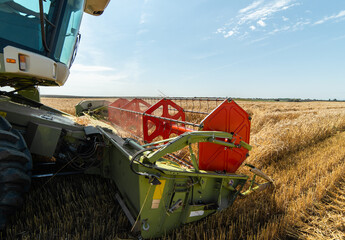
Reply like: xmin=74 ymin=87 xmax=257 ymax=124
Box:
xmin=0 ymin=116 xmax=32 ymax=230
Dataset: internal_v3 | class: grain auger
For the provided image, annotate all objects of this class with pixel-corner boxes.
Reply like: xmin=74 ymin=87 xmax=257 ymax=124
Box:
xmin=76 ymin=97 xmax=274 ymax=238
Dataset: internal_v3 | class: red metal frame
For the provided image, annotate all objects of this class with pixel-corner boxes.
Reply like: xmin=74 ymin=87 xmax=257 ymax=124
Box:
xmin=108 ymin=98 xmax=130 ymax=124
xmin=198 ymin=100 xmax=251 ymax=173
xmin=143 ymin=99 xmax=188 ymax=143
xmin=108 ymin=98 xmax=151 ymax=136
xmin=108 ymin=98 xmax=251 ymax=173
xmin=122 ymin=99 xmax=151 ymax=136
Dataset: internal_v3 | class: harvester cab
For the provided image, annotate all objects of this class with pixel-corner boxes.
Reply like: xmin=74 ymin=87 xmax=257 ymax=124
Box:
xmin=0 ymin=0 xmax=109 ymax=100
xmin=0 ymin=1 xmax=274 ymax=239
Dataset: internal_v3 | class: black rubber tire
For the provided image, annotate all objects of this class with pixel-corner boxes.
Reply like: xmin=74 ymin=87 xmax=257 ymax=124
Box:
xmin=0 ymin=117 xmax=32 ymax=230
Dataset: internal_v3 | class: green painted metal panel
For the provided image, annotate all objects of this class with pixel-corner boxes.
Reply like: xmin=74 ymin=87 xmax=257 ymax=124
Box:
xmin=26 ymin=122 xmax=61 ymax=157
xmin=0 ymin=53 xmax=4 ymax=72
xmin=97 ymin=130 xmax=248 ymax=238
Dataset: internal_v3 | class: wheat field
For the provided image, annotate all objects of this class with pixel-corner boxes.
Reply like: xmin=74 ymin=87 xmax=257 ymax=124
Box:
xmin=2 ymin=98 xmax=345 ymax=240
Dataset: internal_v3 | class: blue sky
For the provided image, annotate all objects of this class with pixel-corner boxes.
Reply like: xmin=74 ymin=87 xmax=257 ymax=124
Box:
xmin=41 ymin=0 xmax=345 ymax=99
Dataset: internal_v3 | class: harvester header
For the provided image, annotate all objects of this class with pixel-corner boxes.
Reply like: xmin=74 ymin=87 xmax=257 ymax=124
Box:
xmin=78 ymin=97 xmax=252 ymax=173
xmin=74 ymin=97 xmax=273 ymax=238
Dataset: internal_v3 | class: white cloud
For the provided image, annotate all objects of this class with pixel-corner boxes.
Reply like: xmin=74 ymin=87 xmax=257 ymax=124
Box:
xmin=239 ymin=0 xmax=263 ymax=14
xmin=224 ymin=30 xmax=235 ymax=38
xmin=292 ymin=19 xmax=311 ymax=31
xmin=217 ymin=0 xmax=345 ymax=41
xmin=269 ymin=25 xmax=290 ymax=35
xmin=216 ymin=27 xmax=226 ymax=34
xmin=217 ymin=0 xmax=298 ymax=39
xmin=314 ymin=10 xmax=345 ymax=25
xmin=40 ymin=71 xmax=131 ymax=96
xmin=257 ymin=19 xmax=266 ymax=27
xmin=238 ymin=0 xmax=297 ymax=25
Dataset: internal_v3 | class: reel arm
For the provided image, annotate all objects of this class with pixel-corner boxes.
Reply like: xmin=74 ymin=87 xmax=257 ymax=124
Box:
xmin=145 ymin=131 xmax=250 ymax=165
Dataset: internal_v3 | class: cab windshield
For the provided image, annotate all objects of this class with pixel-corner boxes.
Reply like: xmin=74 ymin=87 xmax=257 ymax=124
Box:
xmin=0 ymin=0 xmax=84 ymax=67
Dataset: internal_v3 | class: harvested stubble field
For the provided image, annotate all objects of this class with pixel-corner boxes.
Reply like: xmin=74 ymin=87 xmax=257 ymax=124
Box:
xmin=3 ymin=98 xmax=345 ymax=240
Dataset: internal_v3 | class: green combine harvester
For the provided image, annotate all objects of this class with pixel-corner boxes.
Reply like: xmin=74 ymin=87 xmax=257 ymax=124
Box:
xmin=0 ymin=1 xmax=273 ymax=238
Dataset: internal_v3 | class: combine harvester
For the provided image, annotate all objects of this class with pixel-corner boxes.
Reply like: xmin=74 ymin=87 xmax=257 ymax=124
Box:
xmin=0 ymin=0 xmax=273 ymax=238
xmin=75 ymin=97 xmax=274 ymax=238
